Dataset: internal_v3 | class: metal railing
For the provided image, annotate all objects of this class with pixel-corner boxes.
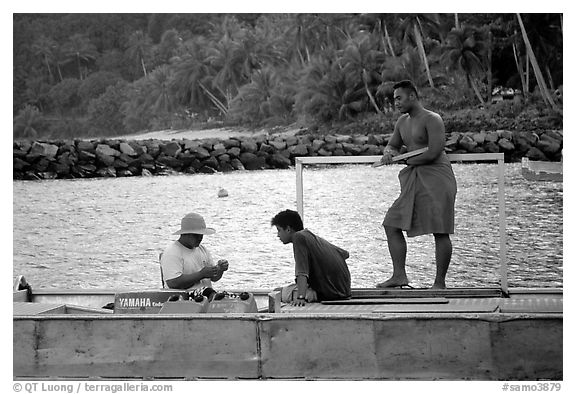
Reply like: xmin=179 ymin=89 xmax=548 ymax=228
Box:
xmin=295 ymin=153 xmax=508 ymax=293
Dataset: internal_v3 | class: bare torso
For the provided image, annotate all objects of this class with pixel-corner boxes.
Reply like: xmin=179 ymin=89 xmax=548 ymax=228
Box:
xmin=397 ymin=109 xmax=439 ymax=151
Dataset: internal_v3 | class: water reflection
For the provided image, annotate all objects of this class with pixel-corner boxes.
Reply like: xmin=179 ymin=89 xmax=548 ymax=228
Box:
xmin=13 ymin=163 xmax=562 ymax=290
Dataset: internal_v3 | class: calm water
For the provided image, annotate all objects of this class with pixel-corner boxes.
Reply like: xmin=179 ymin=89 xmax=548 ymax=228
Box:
xmin=12 ymin=163 xmax=563 ymax=290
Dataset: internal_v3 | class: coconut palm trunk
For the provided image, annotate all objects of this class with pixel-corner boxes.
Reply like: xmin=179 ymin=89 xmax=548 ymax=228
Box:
xmin=413 ymin=22 xmax=434 ymax=88
xmin=516 ymin=13 xmax=558 ymax=110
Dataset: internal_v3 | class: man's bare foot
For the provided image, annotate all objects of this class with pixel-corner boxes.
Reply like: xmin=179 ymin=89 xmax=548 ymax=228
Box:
xmin=430 ymin=283 xmax=447 ymax=290
xmin=376 ymin=277 xmax=410 ymax=288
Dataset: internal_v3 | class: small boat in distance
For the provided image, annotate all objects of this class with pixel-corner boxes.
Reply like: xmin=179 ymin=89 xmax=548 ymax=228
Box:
xmin=521 ymin=157 xmax=563 ymax=182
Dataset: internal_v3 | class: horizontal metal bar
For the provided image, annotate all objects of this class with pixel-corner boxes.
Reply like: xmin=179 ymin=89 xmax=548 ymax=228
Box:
xmin=295 ymin=152 xmax=504 ymax=165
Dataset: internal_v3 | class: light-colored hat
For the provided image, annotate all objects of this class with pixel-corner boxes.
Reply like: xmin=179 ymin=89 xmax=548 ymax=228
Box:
xmin=173 ymin=213 xmax=216 ymax=235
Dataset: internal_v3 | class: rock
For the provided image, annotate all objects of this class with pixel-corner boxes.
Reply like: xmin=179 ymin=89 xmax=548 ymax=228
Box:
xmin=218 ymin=154 xmax=231 ymax=163
xmin=497 ymin=130 xmax=513 ymax=140
xmin=220 ymin=162 xmax=235 ymax=172
xmin=29 ymin=142 xmax=59 ymax=160
xmin=230 ymin=158 xmax=245 ymax=171
xmin=513 ymin=131 xmax=539 ymax=146
xmin=471 ymin=146 xmax=485 ymax=153
xmin=77 ymin=150 xmax=96 ymax=162
xmin=336 ymin=135 xmax=352 ymax=143
xmin=96 ymin=144 xmax=121 ymax=158
xmin=368 ymin=134 xmax=384 ymax=145
xmin=177 ymin=152 xmax=197 ymax=166
xmin=363 ymin=144 xmax=382 ymax=155
xmin=472 ymin=131 xmax=486 ymax=144
xmin=542 ymin=130 xmax=563 ymax=142
xmin=536 ymin=138 xmax=561 ymax=156
xmin=117 ymin=169 xmax=134 ymax=177
xmin=58 ymin=140 xmax=76 ymax=154
xmin=14 ymin=157 xmax=30 ymax=171
xmin=318 ymin=148 xmax=332 ymax=156
xmin=14 ymin=140 xmax=32 ymax=153
xmin=14 ymin=147 xmax=29 ymax=159
xmin=213 ymin=142 xmax=226 ymax=151
xmin=76 ymin=140 xmax=95 ymax=152
xmin=190 ymin=146 xmax=211 ymax=160
xmin=183 ymin=139 xmax=201 ymax=150
xmin=96 ymin=167 xmax=116 ymax=177
xmin=198 ymin=165 xmax=218 ymax=174
xmin=285 ymin=136 xmax=298 ymax=147
xmin=483 ymin=141 xmax=500 ymax=153
xmin=218 ymin=188 xmax=229 ymax=197
xmin=312 ymin=139 xmax=325 ymax=152
xmin=497 ymin=138 xmax=515 ymax=151
xmin=269 ymin=139 xmax=287 ymax=150
xmin=142 ymin=140 xmax=161 ymax=157
xmin=119 ymin=142 xmax=137 ymax=156
xmin=241 ymin=140 xmax=258 ymax=153
xmin=352 ymin=135 xmax=369 ymax=145
xmin=485 ymin=131 xmax=499 ymax=143
xmin=227 ymin=147 xmax=241 ymax=158
xmin=239 ymin=152 xmax=266 ymax=170
xmin=525 ymin=147 xmax=548 ymax=161
xmin=141 ymin=168 xmax=153 ymax=177
xmin=157 ymin=155 xmax=183 ymax=169
xmin=259 ymin=143 xmax=275 ymax=154
xmin=459 ymin=135 xmax=477 ymax=151
xmin=222 ymin=139 xmax=241 ymax=149
xmin=324 ymin=135 xmax=338 ymax=144
xmin=268 ymin=153 xmax=291 ymax=169
xmin=160 ymin=141 xmax=182 ymax=157
xmin=202 ymin=156 xmax=220 ymax=170
xmin=51 ymin=161 xmax=71 ymax=176
xmin=211 ymin=147 xmax=227 ymax=157
xmin=58 ymin=151 xmax=77 ymax=167
xmin=342 ymin=143 xmax=363 ymax=155
xmin=96 ymin=152 xmax=115 ymax=167
xmin=128 ymin=141 xmax=147 ymax=155
xmin=445 ymin=134 xmax=460 ymax=150
xmin=288 ymin=144 xmax=309 ymax=157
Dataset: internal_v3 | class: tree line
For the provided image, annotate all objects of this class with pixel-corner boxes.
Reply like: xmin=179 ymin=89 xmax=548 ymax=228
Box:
xmin=13 ymin=13 xmax=563 ymax=139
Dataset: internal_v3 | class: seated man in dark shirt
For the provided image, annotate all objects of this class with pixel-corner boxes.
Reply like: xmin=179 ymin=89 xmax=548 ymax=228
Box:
xmin=271 ymin=209 xmax=351 ymax=306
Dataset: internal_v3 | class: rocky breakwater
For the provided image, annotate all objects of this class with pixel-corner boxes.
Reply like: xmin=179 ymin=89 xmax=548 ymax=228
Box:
xmin=13 ymin=129 xmax=562 ymax=180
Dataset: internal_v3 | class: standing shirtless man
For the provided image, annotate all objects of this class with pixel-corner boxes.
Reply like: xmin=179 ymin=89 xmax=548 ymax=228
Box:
xmin=376 ymin=80 xmax=457 ymax=289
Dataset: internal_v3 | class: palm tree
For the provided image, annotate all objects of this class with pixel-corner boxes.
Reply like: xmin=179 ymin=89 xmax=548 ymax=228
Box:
xmin=14 ymin=105 xmax=43 ymax=139
xmin=145 ymin=65 xmax=176 ymax=118
xmin=126 ymin=30 xmax=152 ymax=77
xmin=205 ymin=32 xmax=245 ymax=110
xmin=170 ymin=38 xmax=227 ymax=116
xmin=441 ymin=26 xmax=487 ymax=104
xmin=339 ymin=32 xmax=385 ymax=114
xmin=296 ymin=55 xmax=365 ymax=121
xmin=31 ymin=36 xmax=58 ymax=83
xmin=397 ymin=14 xmax=440 ymax=88
xmin=63 ymin=34 xmax=97 ymax=80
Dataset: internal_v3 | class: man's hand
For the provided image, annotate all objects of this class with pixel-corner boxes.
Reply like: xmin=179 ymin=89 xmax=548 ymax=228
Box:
xmin=200 ymin=265 xmax=219 ymax=279
xmin=217 ymin=259 xmax=229 ymax=271
xmin=378 ymin=151 xmax=395 ymax=166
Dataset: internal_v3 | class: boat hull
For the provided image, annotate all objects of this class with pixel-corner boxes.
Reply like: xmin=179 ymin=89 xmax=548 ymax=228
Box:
xmin=14 ymin=311 xmax=562 ymax=380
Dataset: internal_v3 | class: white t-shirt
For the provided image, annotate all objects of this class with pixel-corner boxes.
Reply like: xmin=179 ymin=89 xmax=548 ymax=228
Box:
xmin=160 ymin=241 xmax=215 ymax=290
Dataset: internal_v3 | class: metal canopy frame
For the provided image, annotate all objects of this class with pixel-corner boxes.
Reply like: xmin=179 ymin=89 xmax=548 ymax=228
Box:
xmin=295 ymin=153 xmax=508 ymax=293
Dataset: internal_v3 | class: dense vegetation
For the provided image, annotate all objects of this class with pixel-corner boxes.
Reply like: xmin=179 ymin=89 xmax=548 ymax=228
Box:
xmin=13 ymin=13 xmax=563 ymax=140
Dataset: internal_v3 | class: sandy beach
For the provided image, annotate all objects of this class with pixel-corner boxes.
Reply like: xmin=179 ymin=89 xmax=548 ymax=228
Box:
xmin=115 ymin=126 xmax=302 ymax=141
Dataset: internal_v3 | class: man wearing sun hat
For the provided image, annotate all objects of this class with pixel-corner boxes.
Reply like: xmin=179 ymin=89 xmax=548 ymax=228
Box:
xmin=160 ymin=213 xmax=229 ymax=290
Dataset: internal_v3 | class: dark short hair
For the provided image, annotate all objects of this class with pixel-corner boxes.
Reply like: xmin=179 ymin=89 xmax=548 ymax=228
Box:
xmin=271 ymin=209 xmax=304 ymax=231
xmin=393 ymin=80 xmax=419 ymax=99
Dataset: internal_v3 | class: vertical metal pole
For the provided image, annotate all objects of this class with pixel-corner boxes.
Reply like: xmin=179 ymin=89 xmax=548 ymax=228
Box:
xmin=498 ymin=156 xmax=508 ymax=294
xmin=296 ymin=158 xmax=304 ymax=221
